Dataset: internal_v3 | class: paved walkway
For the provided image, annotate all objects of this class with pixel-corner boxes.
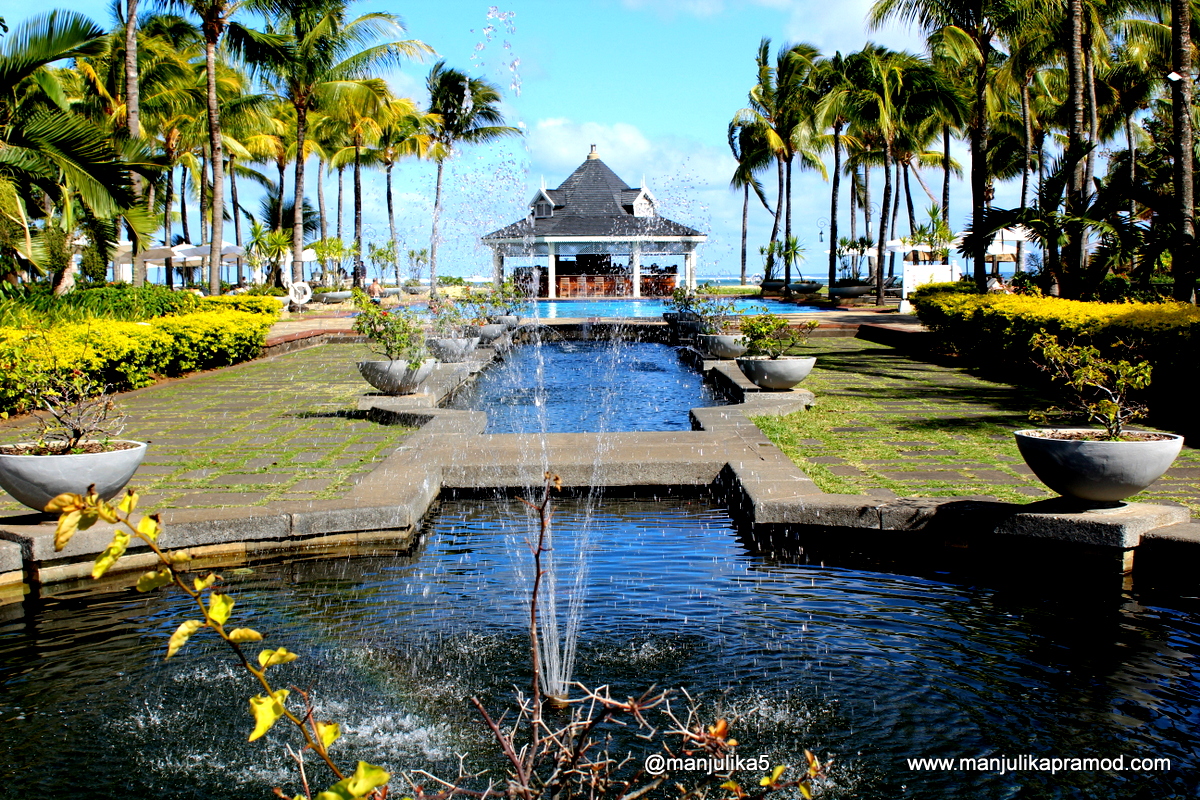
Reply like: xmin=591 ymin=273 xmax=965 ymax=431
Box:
xmin=0 ymin=345 xmax=415 ymax=514
xmin=754 ymin=338 xmax=1200 ymax=515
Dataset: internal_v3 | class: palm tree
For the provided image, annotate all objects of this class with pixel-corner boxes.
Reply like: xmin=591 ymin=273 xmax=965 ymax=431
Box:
xmin=373 ymin=99 xmax=437 ymax=254
xmin=1169 ymin=0 xmax=1194 ymax=300
xmin=728 ymin=120 xmax=773 ymax=286
xmin=0 ymin=11 xmax=153 ymax=281
xmin=328 ymin=82 xmax=392 ymax=287
xmin=425 ymin=61 xmax=520 ymax=297
xmin=870 ymin=0 xmax=1026 ymax=292
xmin=257 ymin=1 xmax=430 ymax=285
xmin=813 ymin=50 xmax=853 ymax=288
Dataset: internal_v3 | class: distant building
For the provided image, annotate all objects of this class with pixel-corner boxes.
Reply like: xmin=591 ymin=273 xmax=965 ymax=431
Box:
xmin=481 ymin=145 xmax=707 ymax=297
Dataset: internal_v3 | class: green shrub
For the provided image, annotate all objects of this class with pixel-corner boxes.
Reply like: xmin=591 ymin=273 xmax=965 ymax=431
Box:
xmin=0 ymin=310 xmax=272 ymax=414
xmin=0 ymin=284 xmax=203 ymax=327
xmin=909 ymin=281 xmax=979 ymax=300
xmin=198 ymin=295 xmax=283 ymax=317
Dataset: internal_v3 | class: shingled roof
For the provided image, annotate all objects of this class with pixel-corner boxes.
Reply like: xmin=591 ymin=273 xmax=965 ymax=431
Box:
xmin=482 ymin=149 xmax=703 ymax=241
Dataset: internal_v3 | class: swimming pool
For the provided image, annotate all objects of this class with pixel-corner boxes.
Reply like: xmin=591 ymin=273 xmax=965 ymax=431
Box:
xmin=527 ymin=298 xmax=825 ymax=318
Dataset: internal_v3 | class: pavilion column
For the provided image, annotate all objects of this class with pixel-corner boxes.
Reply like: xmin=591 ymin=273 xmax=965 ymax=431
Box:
xmin=631 ymin=242 xmax=642 ymax=298
xmin=685 ymin=249 xmax=696 ymax=291
xmin=547 ymin=241 xmax=557 ymax=299
xmin=116 ymin=256 xmax=133 ymax=283
xmin=492 ymin=247 xmax=504 ymax=289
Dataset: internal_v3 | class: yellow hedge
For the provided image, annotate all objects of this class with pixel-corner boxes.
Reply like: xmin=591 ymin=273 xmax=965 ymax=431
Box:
xmin=0 ymin=310 xmax=273 ymax=414
xmin=198 ymin=295 xmax=284 ymax=317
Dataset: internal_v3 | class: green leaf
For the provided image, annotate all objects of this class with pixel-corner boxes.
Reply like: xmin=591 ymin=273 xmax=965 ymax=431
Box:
xmin=258 ymin=647 xmax=298 ymax=669
xmin=136 ymin=568 xmax=172 ymax=592
xmin=248 ymin=689 xmax=290 ymax=742
xmin=166 ymin=619 xmax=204 ymax=659
xmin=91 ymin=530 xmax=130 ymax=578
xmin=207 ymin=593 xmax=234 ymax=625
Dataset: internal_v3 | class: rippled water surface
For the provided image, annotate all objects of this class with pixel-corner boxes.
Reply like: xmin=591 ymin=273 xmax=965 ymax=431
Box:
xmin=449 ymin=340 xmax=720 ymax=432
xmin=0 ymin=498 xmax=1197 ymax=799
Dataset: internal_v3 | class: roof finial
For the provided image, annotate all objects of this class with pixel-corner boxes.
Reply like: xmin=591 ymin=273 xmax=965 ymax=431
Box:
xmin=587 ymin=144 xmax=599 ymax=160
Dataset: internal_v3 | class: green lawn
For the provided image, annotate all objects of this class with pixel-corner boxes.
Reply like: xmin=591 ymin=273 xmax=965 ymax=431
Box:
xmin=751 ymin=338 xmax=1200 ymax=514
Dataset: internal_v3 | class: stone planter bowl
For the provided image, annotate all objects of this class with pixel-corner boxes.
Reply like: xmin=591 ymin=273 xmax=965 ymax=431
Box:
xmin=428 ymin=337 xmax=481 ymax=363
xmin=0 ymin=441 xmax=148 ymax=512
xmin=696 ymin=334 xmax=748 ymax=359
xmin=493 ymin=315 xmax=520 ymax=328
xmin=357 ymin=359 xmax=434 ymax=395
xmin=477 ymin=323 xmax=507 ymax=343
xmin=828 ymin=285 xmax=873 ymax=298
xmin=1014 ymin=429 xmax=1184 ymax=503
xmin=735 ymin=356 xmax=817 ymax=390
xmin=320 ymin=291 xmax=353 ymax=304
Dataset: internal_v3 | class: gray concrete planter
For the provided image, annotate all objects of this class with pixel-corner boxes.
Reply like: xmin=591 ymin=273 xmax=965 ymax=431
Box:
xmin=477 ymin=323 xmax=507 ymax=343
xmin=428 ymin=337 xmax=481 ymax=363
xmin=0 ymin=441 xmax=148 ymax=512
xmin=735 ymin=356 xmax=817 ymax=390
xmin=696 ymin=334 xmax=748 ymax=359
xmin=493 ymin=315 xmax=520 ymax=328
xmin=319 ymin=291 xmax=353 ymax=304
xmin=1015 ymin=429 xmax=1185 ymax=503
xmin=828 ymin=284 xmax=873 ymax=298
xmin=788 ymin=282 xmax=822 ymax=293
xmin=357 ymin=359 xmax=434 ymax=395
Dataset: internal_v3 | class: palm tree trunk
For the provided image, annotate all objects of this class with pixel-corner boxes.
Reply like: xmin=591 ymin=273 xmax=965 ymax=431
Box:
xmin=163 ymin=164 xmax=174 ymax=289
xmin=292 ymin=106 xmax=308 ymax=284
xmin=317 ymin=157 xmax=328 ymax=243
xmin=849 ymin=166 xmax=857 ymax=242
xmin=784 ymin=155 xmax=793 ymax=286
xmin=180 ymin=169 xmax=190 ymax=245
xmin=353 ymin=139 xmax=364 ymax=288
xmin=829 ymin=122 xmax=841 ymax=288
xmin=230 ymin=157 xmax=243 ymax=284
xmin=970 ymin=32 xmax=993 ymax=292
xmin=386 ymin=162 xmax=397 ymax=248
xmin=740 ymin=184 xmax=749 ymax=286
xmin=890 ymin=157 xmax=901 ymax=278
xmin=1063 ymin=0 xmax=1087 ymax=297
xmin=941 ymin=125 xmax=951 ymax=216
xmin=903 ymin=162 xmax=916 ymax=238
xmin=1172 ymin=0 xmax=1196 ymax=302
xmin=275 ymin=161 xmax=285 ymax=232
xmin=336 ymin=166 xmax=344 ymax=241
xmin=204 ymin=36 xmax=224 ymax=295
xmin=862 ymin=164 xmax=871 ymax=243
xmin=876 ymin=141 xmax=892 ymax=305
xmin=430 ymin=159 xmax=445 ymax=298
xmin=1125 ymin=112 xmax=1136 ymax=275
xmin=125 ymin=0 xmax=143 ymax=286
xmin=199 ymin=155 xmax=208 ymax=246
xmin=766 ymin=157 xmax=784 ymax=278
xmin=1018 ymin=80 xmax=1032 ymax=274
xmin=1084 ymin=35 xmax=1099 ymax=199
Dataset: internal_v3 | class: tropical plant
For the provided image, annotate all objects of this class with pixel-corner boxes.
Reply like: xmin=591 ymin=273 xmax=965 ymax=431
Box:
xmin=739 ymin=313 xmax=819 ymax=359
xmin=425 ymin=61 xmax=520 ymax=296
xmin=351 ymin=288 xmax=427 ymax=367
xmin=1029 ymin=331 xmax=1151 ymax=440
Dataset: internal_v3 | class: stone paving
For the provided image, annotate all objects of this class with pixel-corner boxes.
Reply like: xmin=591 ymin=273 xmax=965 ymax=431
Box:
xmin=753 ymin=337 xmax=1200 ymax=515
xmin=0 ymin=344 xmax=415 ymax=514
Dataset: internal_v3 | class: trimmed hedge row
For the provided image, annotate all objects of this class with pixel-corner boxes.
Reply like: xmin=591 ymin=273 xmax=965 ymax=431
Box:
xmin=197 ymin=295 xmax=284 ymax=317
xmin=910 ymin=291 xmax=1200 ymax=432
xmin=0 ymin=309 xmax=274 ymax=414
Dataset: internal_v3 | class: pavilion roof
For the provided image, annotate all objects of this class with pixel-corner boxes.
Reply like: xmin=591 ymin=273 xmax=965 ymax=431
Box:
xmin=482 ymin=151 xmax=703 ymax=241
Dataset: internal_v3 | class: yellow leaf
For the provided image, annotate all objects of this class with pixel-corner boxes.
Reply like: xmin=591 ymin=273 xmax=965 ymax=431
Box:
xmin=96 ymin=501 xmax=118 ymax=524
xmin=346 ymin=762 xmax=390 ymax=797
xmin=760 ymin=765 xmax=786 ymax=787
xmin=248 ymin=689 xmax=290 ymax=742
xmin=207 ymin=593 xmax=234 ymax=625
xmin=193 ymin=573 xmax=219 ymax=592
xmin=258 ymin=647 xmax=298 ymax=669
xmin=798 ymin=784 xmax=812 ymax=800
xmin=136 ymin=569 xmax=172 ymax=592
xmin=45 ymin=493 xmax=84 ymax=514
xmin=169 ymin=550 xmax=192 ymax=564
xmin=54 ymin=510 xmax=81 ymax=551
xmin=316 ymin=721 xmax=341 ymax=750
xmin=117 ymin=489 xmax=139 ymax=513
xmin=78 ymin=508 xmax=99 ymax=530
xmin=166 ymin=619 xmax=204 ymax=659
xmin=228 ymin=627 xmax=263 ymax=643
xmin=136 ymin=514 xmax=160 ymax=541
xmin=92 ymin=531 xmax=130 ymax=579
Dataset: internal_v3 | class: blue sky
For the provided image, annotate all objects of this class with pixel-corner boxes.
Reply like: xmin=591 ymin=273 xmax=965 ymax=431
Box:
xmin=8 ymin=0 xmax=1015 ymax=278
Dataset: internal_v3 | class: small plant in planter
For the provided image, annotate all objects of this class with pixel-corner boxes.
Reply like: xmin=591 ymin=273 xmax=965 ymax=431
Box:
xmin=0 ymin=369 xmax=148 ymax=511
xmin=489 ymin=278 xmax=530 ymax=326
xmin=693 ymin=296 xmax=746 ymax=358
xmin=426 ymin=297 xmax=481 ymax=362
xmin=1014 ymin=332 xmax=1183 ymax=503
xmin=735 ymin=313 xmax=820 ymax=390
xmin=352 ymin=290 xmax=434 ymax=394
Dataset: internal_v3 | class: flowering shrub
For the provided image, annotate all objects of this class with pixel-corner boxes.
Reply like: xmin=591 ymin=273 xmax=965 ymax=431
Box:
xmin=0 ymin=310 xmax=272 ymax=414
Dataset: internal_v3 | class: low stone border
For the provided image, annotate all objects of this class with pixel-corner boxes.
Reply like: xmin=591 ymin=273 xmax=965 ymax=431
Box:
xmin=0 ymin=327 xmax=1191 ymax=601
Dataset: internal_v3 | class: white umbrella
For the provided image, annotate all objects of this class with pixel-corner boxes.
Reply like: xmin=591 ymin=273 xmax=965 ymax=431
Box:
xmin=176 ymin=242 xmax=244 ymax=261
